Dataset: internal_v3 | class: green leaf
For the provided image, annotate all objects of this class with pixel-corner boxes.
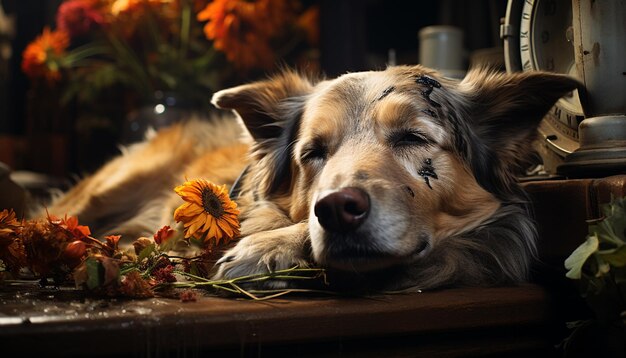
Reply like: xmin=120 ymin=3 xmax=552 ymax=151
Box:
xmin=594 ymin=197 xmax=626 ymax=245
xmin=614 ymin=266 xmax=626 ymax=285
xmin=85 ymin=258 xmax=103 ymax=290
xmin=598 ymin=245 xmax=626 ymax=267
xmin=594 ymin=255 xmax=611 ymax=277
xmin=138 ymin=243 xmax=156 ymax=262
xmin=565 ymin=234 xmax=599 ymax=279
xmin=189 ymin=262 xmax=200 ymax=277
xmin=189 ymin=236 xmax=205 ymax=248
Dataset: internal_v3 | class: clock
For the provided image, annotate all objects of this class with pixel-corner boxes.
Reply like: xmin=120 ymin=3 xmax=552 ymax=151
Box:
xmin=502 ymin=0 xmax=585 ymax=173
xmin=503 ymin=0 xmax=626 ymax=177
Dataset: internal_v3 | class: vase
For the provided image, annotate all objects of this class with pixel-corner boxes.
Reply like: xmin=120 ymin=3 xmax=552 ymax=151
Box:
xmin=121 ymin=91 xmax=206 ymax=144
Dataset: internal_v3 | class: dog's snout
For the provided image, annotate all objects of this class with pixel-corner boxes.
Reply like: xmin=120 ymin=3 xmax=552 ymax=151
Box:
xmin=314 ymin=187 xmax=370 ymax=233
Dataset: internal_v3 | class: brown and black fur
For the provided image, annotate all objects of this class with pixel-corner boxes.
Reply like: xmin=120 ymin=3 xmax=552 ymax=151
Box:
xmin=48 ymin=65 xmax=579 ymax=291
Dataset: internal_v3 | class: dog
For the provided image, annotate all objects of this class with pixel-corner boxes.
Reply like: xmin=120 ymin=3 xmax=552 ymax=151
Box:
xmin=47 ymin=65 xmax=578 ymax=291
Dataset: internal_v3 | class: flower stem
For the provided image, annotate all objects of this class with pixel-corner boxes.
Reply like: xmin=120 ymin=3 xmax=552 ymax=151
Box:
xmin=180 ymin=1 xmax=191 ymax=61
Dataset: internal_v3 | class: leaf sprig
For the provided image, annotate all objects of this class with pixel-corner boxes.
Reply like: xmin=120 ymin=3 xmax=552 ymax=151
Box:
xmin=565 ymin=196 xmax=626 ymax=296
xmin=161 ymin=266 xmax=329 ymax=300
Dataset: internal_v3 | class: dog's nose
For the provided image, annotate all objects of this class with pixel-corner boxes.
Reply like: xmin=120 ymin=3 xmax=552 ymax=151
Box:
xmin=314 ymin=187 xmax=370 ymax=233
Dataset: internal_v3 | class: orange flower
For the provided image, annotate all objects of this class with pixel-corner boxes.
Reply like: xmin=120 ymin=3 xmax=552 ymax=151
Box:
xmin=153 ymin=225 xmax=175 ymax=245
xmin=50 ymin=214 xmax=91 ymax=240
xmin=20 ymin=219 xmax=75 ymax=276
xmin=56 ymin=0 xmax=105 ymax=37
xmin=0 ymin=209 xmax=26 ymax=272
xmin=0 ymin=208 xmax=21 ymax=234
xmin=173 ymin=178 xmax=240 ymax=245
xmin=197 ymin=0 xmax=294 ymax=70
xmin=64 ymin=240 xmax=87 ymax=260
xmin=104 ymin=234 xmax=121 ymax=253
xmin=21 ymin=27 xmax=70 ymax=83
xmin=16 ymin=214 xmax=93 ymax=277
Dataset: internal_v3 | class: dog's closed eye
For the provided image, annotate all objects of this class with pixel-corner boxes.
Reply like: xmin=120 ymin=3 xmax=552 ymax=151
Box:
xmin=390 ymin=130 xmax=431 ymax=148
xmin=300 ymin=143 xmax=328 ymax=162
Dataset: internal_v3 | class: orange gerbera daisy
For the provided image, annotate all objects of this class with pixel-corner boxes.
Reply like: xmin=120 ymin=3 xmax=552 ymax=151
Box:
xmin=173 ymin=179 xmax=240 ymax=245
xmin=197 ymin=0 xmax=293 ymax=70
xmin=21 ymin=27 xmax=70 ymax=83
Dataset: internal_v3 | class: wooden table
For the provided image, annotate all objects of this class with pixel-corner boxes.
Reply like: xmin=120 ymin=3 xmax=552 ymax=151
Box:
xmin=0 ymin=282 xmax=561 ymax=357
xmin=4 ymin=176 xmax=626 ymax=356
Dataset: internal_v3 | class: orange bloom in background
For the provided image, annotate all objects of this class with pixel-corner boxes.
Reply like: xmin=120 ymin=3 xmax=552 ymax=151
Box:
xmin=21 ymin=27 xmax=70 ymax=83
xmin=297 ymin=4 xmax=319 ymax=46
xmin=197 ymin=0 xmax=294 ymax=70
xmin=56 ymin=0 xmax=105 ymax=37
xmin=110 ymin=0 xmax=143 ymax=15
xmin=173 ymin=178 xmax=240 ymax=245
xmin=110 ymin=0 xmax=169 ymax=15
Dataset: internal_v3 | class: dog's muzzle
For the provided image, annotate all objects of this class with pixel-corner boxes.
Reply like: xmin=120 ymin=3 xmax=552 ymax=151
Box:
xmin=313 ymin=187 xmax=370 ymax=233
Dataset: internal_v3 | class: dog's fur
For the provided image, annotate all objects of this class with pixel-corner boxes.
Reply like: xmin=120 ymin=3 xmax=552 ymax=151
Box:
xmin=48 ymin=65 xmax=578 ymax=291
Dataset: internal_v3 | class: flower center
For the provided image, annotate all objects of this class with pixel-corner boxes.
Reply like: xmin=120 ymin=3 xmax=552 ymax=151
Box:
xmin=202 ymin=188 xmax=224 ymax=218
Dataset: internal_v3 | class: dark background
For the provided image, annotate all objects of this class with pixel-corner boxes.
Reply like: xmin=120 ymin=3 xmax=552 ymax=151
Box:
xmin=0 ymin=0 xmax=506 ymax=177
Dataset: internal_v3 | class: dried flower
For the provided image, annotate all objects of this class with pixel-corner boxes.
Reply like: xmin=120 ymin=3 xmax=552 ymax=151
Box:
xmin=21 ymin=27 xmax=70 ymax=83
xmin=63 ymin=240 xmax=88 ymax=260
xmin=0 ymin=209 xmax=21 ymax=242
xmin=179 ymin=289 xmax=197 ymax=302
xmin=119 ymin=270 xmax=154 ymax=298
xmin=0 ymin=209 xmax=21 ymax=231
xmin=104 ymin=234 xmax=121 ymax=253
xmin=153 ymin=225 xmax=175 ymax=245
xmin=100 ymin=255 xmax=121 ymax=286
xmin=1 ymin=206 xmax=325 ymax=299
xmin=50 ymin=214 xmax=91 ymax=240
xmin=133 ymin=237 xmax=153 ymax=255
xmin=174 ymin=179 xmax=240 ymax=245
xmin=73 ymin=255 xmax=120 ymax=291
xmin=20 ymin=219 xmax=75 ymax=277
xmin=0 ymin=209 xmax=26 ymax=272
xmin=153 ymin=264 xmax=176 ymax=283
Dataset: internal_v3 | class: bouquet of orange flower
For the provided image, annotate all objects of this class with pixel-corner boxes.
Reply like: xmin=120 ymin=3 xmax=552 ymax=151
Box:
xmin=0 ymin=179 xmax=325 ymax=300
xmin=21 ymin=0 xmax=319 ymax=106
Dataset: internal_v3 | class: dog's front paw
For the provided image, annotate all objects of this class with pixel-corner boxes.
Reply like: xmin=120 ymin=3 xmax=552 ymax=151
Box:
xmin=214 ymin=224 xmax=310 ymax=288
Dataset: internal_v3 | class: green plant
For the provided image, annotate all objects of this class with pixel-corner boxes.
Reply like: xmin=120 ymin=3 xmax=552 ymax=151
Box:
xmin=563 ymin=196 xmax=626 ymax=355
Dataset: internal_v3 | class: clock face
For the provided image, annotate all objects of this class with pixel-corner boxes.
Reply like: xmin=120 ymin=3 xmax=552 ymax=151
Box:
xmin=518 ymin=0 xmax=585 ymax=156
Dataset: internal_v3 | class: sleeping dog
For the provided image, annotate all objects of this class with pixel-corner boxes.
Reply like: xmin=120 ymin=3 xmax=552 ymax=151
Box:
xmin=48 ymin=65 xmax=578 ymax=290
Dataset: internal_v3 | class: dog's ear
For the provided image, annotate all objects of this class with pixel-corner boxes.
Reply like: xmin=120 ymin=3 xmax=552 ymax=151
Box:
xmin=461 ymin=69 xmax=579 ymax=151
xmin=212 ymin=71 xmax=314 ymax=197
xmin=211 ymin=71 xmax=314 ymax=141
xmin=457 ymin=69 xmax=579 ymax=195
